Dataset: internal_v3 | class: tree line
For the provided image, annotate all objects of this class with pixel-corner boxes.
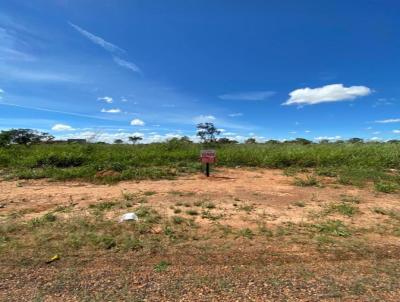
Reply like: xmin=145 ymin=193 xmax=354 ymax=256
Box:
xmin=0 ymin=124 xmax=399 ymax=146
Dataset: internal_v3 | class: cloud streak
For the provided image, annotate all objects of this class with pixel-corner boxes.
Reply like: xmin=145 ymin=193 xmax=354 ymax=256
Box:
xmin=219 ymin=91 xmax=275 ymax=101
xmin=113 ymin=56 xmax=141 ymax=74
xmin=69 ymin=22 xmax=124 ymax=53
xmin=283 ymin=84 xmax=371 ymax=106
xmin=101 ymin=108 xmax=121 ymax=113
xmin=375 ymin=118 xmax=400 ymax=124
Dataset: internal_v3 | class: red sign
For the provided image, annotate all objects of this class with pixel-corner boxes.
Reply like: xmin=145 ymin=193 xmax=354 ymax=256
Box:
xmin=200 ymin=150 xmax=216 ymax=164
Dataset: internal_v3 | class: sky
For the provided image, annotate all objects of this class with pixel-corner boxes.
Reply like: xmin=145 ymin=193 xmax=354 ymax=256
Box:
xmin=1 ymin=0 xmax=400 ymax=143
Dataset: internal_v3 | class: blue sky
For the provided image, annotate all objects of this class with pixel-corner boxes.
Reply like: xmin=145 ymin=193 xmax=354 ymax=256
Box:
xmin=1 ymin=0 xmax=400 ymax=142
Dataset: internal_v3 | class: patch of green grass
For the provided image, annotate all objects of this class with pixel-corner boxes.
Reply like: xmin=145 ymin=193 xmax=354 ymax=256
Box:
xmin=238 ymin=204 xmax=254 ymax=213
xmin=171 ymin=216 xmax=186 ymax=225
xmin=201 ymin=210 xmax=222 ymax=221
xmin=29 ymin=212 xmax=57 ymax=227
xmin=237 ymin=228 xmax=254 ymax=239
xmin=294 ymin=175 xmax=320 ymax=187
xmin=88 ymin=201 xmax=116 ymax=211
xmin=374 ymin=181 xmax=398 ymax=193
xmin=121 ymin=191 xmax=135 ymax=201
xmin=323 ymin=202 xmax=359 ymax=217
xmin=154 ymin=260 xmax=170 ymax=272
xmin=314 ymin=220 xmax=351 ymax=237
xmin=373 ymin=207 xmax=400 ymax=220
xmin=143 ymin=191 xmax=157 ymax=196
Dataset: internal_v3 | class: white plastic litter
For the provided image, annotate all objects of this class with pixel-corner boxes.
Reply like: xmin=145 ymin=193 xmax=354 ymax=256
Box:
xmin=119 ymin=212 xmax=138 ymax=222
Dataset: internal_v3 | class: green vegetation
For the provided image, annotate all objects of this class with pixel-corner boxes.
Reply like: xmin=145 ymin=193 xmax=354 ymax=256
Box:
xmin=0 ymin=142 xmax=399 ymax=186
xmin=323 ymin=202 xmax=359 ymax=217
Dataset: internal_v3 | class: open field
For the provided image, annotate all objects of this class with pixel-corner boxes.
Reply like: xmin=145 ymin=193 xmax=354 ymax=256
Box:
xmin=1 ymin=163 xmax=400 ymax=301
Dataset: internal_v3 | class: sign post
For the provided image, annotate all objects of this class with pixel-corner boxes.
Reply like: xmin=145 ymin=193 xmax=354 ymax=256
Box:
xmin=200 ymin=150 xmax=216 ymax=177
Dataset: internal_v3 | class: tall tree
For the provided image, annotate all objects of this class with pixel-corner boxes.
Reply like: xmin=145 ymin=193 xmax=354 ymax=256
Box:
xmin=196 ymin=123 xmax=221 ymax=143
xmin=0 ymin=129 xmax=54 ymax=146
xmin=128 ymin=136 xmax=143 ymax=144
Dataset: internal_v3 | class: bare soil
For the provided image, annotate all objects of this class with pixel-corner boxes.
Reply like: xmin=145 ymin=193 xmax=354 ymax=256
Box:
xmin=1 ymin=168 xmax=400 ymax=301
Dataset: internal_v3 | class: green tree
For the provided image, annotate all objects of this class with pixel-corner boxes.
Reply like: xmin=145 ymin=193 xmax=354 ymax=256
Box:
xmin=114 ymin=139 xmax=124 ymax=144
xmin=0 ymin=129 xmax=54 ymax=146
xmin=245 ymin=138 xmax=257 ymax=144
xmin=196 ymin=123 xmax=221 ymax=143
xmin=128 ymin=136 xmax=143 ymax=144
xmin=218 ymin=137 xmax=238 ymax=144
xmin=348 ymin=138 xmax=364 ymax=144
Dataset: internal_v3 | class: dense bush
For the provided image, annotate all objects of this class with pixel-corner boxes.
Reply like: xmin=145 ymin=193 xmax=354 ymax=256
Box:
xmin=0 ymin=142 xmax=399 ymax=182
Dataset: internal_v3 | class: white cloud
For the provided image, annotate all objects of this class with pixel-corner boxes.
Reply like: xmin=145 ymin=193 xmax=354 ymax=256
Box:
xmin=224 ymin=132 xmax=236 ymax=136
xmin=372 ymin=131 xmax=381 ymax=135
xmin=314 ymin=136 xmax=342 ymax=141
xmin=52 ymin=123 xmax=75 ymax=131
xmin=121 ymin=97 xmax=128 ymax=102
xmin=113 ymin=56 xmax=141 ymax=74
xmin=101 ymin=108 xmax=121 ymax=113
xmin=0 ymin=67 xmax=79 ymax=82
xmin=130 ymin=118 xmax=145 ymax=126
xmin=289 ymin=131 xmax=297 ymax=134
xmin=219 ymin=91 xmax=275 ymax=101
xmin=193 ymin=115 xmax=216 ymax=123
xmin=305 ymin=130 xmax=311 ymax=133
xmin=218 ymin=129 xmax=226 ymax=132
xmin=69 ymin=22 xmax=124 ymax=53
xmin=228 ymin=113 xmax=243 ymax=117
xmin=98 ymin=96 xmax=113 ymax=104
xmin=393 ymin=130 xmax=400 ymax=134
xmin=283 ymin=84 xmax=372 ymax=106
xmin=370 ymin=137 xmax=381 ymax=141
xmin=0 ymin=88 xmax=3 ymax=99
xmin=375 ymin=118 xmax=400 ymax=124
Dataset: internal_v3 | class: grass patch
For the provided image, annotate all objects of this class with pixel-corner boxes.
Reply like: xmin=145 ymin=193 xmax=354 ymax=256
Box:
xmin=154 ymin=260 xmax=170 ymax=272
xmin=323 ymin=202 xmax=359 ymax=217
xmin=313 ymin=220 xmax=351 ymax=237
xmin=374 ymin=181 xmax=398 ymax=193
xmin=185 ymin=209 xmax=199 ymax=216
xmin=88 ymin=201 xmax=116 ymax=211
xmin=294 ymin=175 xmax=320 ymax=187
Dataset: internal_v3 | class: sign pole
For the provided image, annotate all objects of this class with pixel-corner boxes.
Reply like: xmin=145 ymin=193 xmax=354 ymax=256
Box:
xmin=200 ymin=149 xmax=216 ymax=177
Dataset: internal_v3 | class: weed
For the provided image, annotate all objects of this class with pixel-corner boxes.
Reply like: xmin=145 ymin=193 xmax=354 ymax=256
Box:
xmin=373 ymin=208 xmax=400 ymax=220
xmin=154 ymin=260 xmax=170 ymax=272
xmin=203 ymin=202 xmax=216 ymax=209
xmin=375 ymin=181 xmax=398 ymax=193
xmin=143 ymin=191 xmax=157 ymax=196
xmin=173 ymin=208 xmax=182 ymax=214
xmin=186 ymin=209 xmax=199 ymax=216
xmin=171 ymin=216 xmax=186 ymax=224
xmin=294 ymin=175 xmax=320 ymax=187
xmin=89 ymin=201 xmax=115 ymax=211
xmin=340 ymin=195 xmax=361 ymax=204
xmin=314 ymin=220 xmax=351 ymax=237
xmin=238 ymin=228 xmax=254 ymax=239
xmin=239 ymin=204 xmax=254 ymax=213
xmin=201 ymin=210 xmax=222 ymax=221
xmin=293 ymin=201 xmax=306 ymax=207
xmin=323 ymin=203 xmax=359 ymax=217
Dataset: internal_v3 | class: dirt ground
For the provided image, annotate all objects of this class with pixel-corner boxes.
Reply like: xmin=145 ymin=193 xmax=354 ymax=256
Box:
xmin=1 ymin=168 xmax=400 ymax=301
